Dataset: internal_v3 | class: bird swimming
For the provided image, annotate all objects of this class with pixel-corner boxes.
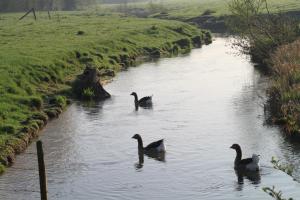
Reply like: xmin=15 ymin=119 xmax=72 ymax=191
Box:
xmin=130 ymin=92 xmax=152 ymax=108
xmin=132 ymin=134 xmax=166 ymax=154
xmin=230 ymin=144 xmax=260 ymax=171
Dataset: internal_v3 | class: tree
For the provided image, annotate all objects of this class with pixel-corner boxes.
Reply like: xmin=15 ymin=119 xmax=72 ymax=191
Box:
xmin=227 ymin=0 xmax=299 ymax=65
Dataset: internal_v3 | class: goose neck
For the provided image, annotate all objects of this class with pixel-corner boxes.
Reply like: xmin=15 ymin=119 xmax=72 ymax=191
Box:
xmin=133 ymin=93 xmax=138 ymax=102
xmin=235 ymin=148 xmax=242 ymax=165
xmin=137 ymin=137 xmax=144 ymax=154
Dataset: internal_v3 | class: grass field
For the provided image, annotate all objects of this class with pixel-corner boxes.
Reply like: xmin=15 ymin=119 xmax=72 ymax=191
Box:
xmin=100 ymin=0 xmax=300 ymax=20
xmin=0 ymin=11 xmax=210 ymax=171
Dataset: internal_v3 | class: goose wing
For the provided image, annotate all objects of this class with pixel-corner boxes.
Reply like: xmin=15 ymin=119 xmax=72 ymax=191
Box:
xmin=239 ymin=158 xmax=253 ymax=165
xmin=144 ymin=139 xmax=164 ymax=151
xmin=138 ymin=96 xmax=152 ymax=104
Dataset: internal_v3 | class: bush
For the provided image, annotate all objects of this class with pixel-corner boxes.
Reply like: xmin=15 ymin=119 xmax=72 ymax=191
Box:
xmin=228 ymin=0 xmax=299 ymax=65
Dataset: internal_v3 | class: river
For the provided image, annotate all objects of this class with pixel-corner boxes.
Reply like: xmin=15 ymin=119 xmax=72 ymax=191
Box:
xmin=0 ymin=38 xmax=300 ymax=199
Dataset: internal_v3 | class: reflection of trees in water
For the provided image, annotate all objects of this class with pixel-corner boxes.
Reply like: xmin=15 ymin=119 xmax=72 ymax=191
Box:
xmin=76 ymin=99 xmax=110 ymax=119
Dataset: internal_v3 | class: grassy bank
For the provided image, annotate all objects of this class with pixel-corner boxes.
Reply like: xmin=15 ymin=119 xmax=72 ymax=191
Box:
xmin=0 ymin=11 xmax=211 ymax=173
xmin=267 ymin=39 xmax=300 ymax=135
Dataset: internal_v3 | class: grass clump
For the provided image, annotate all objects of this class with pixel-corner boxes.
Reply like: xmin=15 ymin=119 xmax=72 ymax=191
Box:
xmin=82 ymin=88 xmax=95 ymax=100
xmin=50 ymin=95 xmax=67 ymax=108
xmin=263 ymin=186 xmax=293 ymax=200
xmin=0 ymin=164 xmax=5 ymax=174
xmin=271 ymin=157 xmax=294 ymax=176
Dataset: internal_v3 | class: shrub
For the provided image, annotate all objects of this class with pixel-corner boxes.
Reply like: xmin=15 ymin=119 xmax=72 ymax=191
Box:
xmin=228 ymin=0 xmax=299 ymax=65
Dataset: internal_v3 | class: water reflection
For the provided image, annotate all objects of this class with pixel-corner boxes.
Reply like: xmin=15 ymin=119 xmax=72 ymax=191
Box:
xmin=134 ymin=104 xmax=153 ymax=111
xmin=76 ymin=100 xmax=106 ymax=116
xmin=134 ymin=149 xmax=166 ymax=170
xmin=135 ymin=154 xmax=144 ymax=170
xmin=235 ymin=169 xmax=261 ymax=187
xmin=145 ymin=151 xmax=166 ymax=162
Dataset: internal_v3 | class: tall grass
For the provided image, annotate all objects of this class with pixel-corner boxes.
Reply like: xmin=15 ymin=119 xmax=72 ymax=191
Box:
xmin=268 ymin=39 xmax=300 ymax=134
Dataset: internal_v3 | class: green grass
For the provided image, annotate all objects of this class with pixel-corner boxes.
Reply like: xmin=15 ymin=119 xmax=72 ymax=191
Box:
xmin=0 ymin=11 xmax=210 ymax=167
xmin=98 ymin=0 xmax=300 ymax=20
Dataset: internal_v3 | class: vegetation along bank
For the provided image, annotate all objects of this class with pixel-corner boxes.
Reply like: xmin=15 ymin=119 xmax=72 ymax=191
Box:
xmin=227 ymin=0 xmax=300 ymax=136
xmin=0 ymin=11 xmax=212 ymax=173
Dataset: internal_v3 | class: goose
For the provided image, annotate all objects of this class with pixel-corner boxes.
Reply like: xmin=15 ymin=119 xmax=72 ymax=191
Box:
xmin=132 ymin=134 xmax=166 ymax=154
xmin=130 ymin=92 xmax=152 ymax=108
xmin=230 ymin=144 xmax=260 ymax=171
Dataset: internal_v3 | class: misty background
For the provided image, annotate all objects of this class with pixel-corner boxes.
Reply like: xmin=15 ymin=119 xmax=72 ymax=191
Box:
xmin=0 ymin=0 xmax=150 ymax=12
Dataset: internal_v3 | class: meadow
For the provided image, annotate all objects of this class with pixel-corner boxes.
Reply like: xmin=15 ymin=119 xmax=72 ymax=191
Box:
xmin=99 ymin=0 xmax=300 ymax=20
xmin=0 ymin=11 xmax=210 ymax=171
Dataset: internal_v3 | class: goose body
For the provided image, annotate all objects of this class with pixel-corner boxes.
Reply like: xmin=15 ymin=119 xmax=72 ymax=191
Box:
xmin=132 ymin=134 xmax=166 ymax=153
xmin=130 ymin=92 xmax=153 ymax=108
xmin=230 ymin=144 xmax=260 ymax=171
xmin=144 ymin=139 xmax=166 ymax=152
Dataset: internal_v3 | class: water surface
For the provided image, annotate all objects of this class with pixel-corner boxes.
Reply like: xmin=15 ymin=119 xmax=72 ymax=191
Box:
xmin=1 ymin=38 xmax=300 ymax=199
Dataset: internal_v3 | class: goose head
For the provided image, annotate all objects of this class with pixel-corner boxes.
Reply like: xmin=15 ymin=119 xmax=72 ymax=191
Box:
xmin=130 ymin=92 xmax=137 ymax=96
xmin=230 ymin=144 xmax=241 ymax=151
xmin=132 ymin=134 xmax=141 ymax=140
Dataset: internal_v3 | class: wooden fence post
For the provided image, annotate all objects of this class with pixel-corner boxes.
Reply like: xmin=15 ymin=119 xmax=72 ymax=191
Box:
xmin=32 ymin=8 xmax=37 ymax=21
xmin=47 ymin=11 xmax=51 ymax=20
xmin=19 ymin=8 xmax=37 ymax=21
xmin=36 ymin=141 xmax=48 ymax=200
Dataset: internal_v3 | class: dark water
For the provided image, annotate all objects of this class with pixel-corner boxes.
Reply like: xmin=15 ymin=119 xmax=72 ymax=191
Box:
xmin=1 ymin=38 xmax=300 ymax=200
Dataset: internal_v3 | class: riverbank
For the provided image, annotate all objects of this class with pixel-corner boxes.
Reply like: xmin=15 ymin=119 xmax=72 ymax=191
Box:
xmin=0 ymin=11 xmax=211 ymax=173
xmin=267 ymin=39 xmax=300 ymax=136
